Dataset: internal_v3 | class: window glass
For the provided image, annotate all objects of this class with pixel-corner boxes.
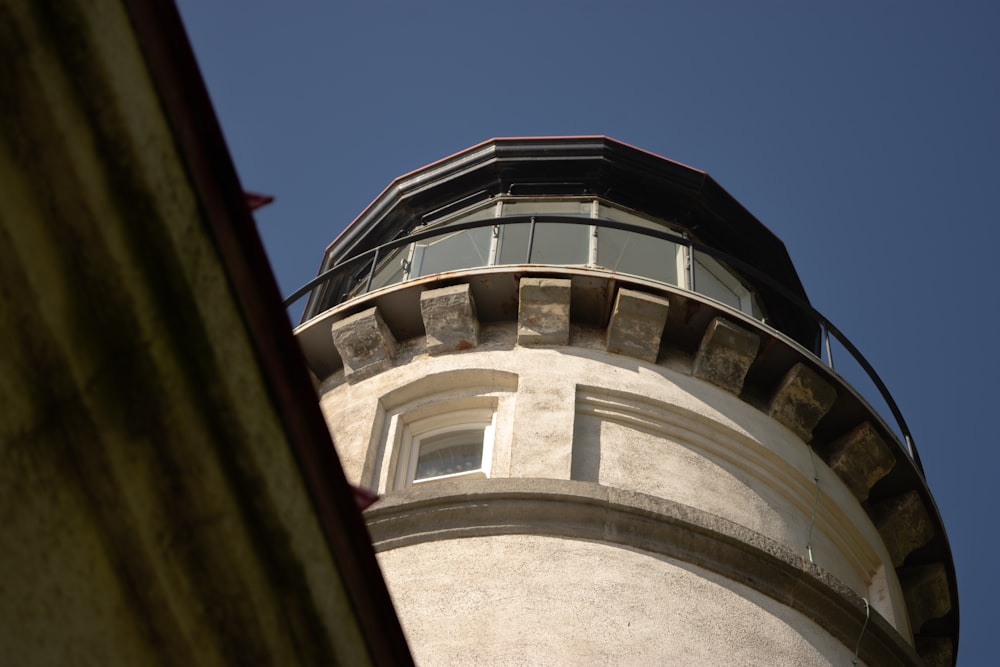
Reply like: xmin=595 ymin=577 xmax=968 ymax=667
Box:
xmin=496 ymin=222 xmax=589 ymax=265
xmin=413 ymin=227 xmax=492 ymax=276
xmin=531 ymin=223 xmax=589 ymax=264
xmin=414 ymin=428 xmax=485 ymax=481
xmin=351 ymin=197 xmax=763 ymax=322
xmin=383 ymin=389 xmax=509 ymax=492
xmin=496 ymin=223 xmax=528 ymax=265
xmin=694 ymin=254 xmax=750 ymax=313
xmin=497 ymin=199 xmax=591 ymax=265
xmin=597 ymin=229 xmax=680 ymax=286
xmin=367 ymin=245 xmax=410 ymax=291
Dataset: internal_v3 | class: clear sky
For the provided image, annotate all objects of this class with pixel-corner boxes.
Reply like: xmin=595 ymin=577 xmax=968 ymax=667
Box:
xmin=178 ymin=2 xmax=998 ymax=663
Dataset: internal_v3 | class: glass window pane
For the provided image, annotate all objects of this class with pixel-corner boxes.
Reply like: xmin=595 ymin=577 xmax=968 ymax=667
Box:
xmin=415 ymin=428 xmax=484 ymax=480
xmin=694 ymin=255 xmax=745 ymax=312
xmin=597 ymin=228 xmax=680 ymax=286
xmin=531 ymin=222 xmax=589 ymax=264
xmin=414 ymin=227 xmax=492 ymax=276
xmin=367 ymin=246 xmax=409 ymax=291
xmin=497 ymin=222 xmax=589 ymax=265
xmin=497 ymin=223 xmax=530 ymax=265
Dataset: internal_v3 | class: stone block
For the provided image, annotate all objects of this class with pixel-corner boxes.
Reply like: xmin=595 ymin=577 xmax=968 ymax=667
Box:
xmin=826 ymin=421 xmax=896 ymax=502
xmin=330 ymin=306 xmax=397 ymax=378
xmin=517 ymin=277 xmax=571 ymax=346
xmin=605 ymin=288 xmax=670 ymax=362
xmin=873 ymin=490 xmax=935 ymax=568
xmin=899 ymin=563 xmax=952 ymax=631
xmin=767 ymin=363 xmax=837 ymax=441
xmin=420 ymin=284 xmax=479 ymax=354
xmin=692 ymin=317 xmax=760 ymax=394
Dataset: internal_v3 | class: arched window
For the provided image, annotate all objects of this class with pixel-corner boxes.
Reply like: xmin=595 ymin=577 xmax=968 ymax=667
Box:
xmin=366 ymin=369 xmax=518 ymax=492
xmin=398 ymin=409 xmax=497 ymax=486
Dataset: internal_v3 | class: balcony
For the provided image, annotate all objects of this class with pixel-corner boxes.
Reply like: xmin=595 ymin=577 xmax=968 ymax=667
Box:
xmin=287 ymin=197 xmax=920 ymax=474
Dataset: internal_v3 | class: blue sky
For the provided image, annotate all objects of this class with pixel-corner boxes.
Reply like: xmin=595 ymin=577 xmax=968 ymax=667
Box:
xmin=178 ymin=2 xmax=998 ymax=663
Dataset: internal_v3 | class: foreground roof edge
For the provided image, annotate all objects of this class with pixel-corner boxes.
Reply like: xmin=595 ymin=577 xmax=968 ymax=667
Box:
xmin=123 ymin=2 xmax=412 ymax=661
xmin=0 ymin=0 xmax=411 ymax=663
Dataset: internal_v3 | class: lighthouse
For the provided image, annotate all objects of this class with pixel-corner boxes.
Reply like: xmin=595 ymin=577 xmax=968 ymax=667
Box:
xmin=289 ymin=137 xmax=957 ymax=666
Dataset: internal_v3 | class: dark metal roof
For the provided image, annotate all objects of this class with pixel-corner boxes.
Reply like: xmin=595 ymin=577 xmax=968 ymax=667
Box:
xmin=305 ymin=137 xmax=817 ymax=348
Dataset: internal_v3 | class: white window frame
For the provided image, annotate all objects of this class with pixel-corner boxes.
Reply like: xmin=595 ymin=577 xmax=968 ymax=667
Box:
xmin=393 ymin=408 xmax=496 ymax=488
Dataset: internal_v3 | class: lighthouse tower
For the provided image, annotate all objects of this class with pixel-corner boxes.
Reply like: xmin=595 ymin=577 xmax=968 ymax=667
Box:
xmin=290 ymin=137 xmax=957 ymax=666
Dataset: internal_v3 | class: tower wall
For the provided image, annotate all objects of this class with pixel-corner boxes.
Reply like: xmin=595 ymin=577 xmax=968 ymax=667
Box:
xmin=295 ymin=137 xmax=957 ymax=665
xmin=380 ymin=534 xmax=860 ymax=666
xmin=313 ymin=306 xmax=919 ymax=665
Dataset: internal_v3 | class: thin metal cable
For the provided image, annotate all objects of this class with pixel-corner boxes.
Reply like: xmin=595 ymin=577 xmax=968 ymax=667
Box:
xmin=852 ymin=597 xmax=871 ymax=665
xmin=806 ymin=445 xmax=820 ymax=563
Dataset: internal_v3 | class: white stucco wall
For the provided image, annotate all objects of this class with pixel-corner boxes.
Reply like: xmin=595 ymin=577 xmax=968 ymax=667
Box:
xmin=317 ymin=322 xmax=912 ymax=652
xmin=379 ymin=533 xmax=863 ymax=666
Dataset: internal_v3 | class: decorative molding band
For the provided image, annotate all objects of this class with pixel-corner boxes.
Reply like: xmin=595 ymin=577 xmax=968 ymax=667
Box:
xmin=366 ymin=478 xmax=921 ymax=667
xmin=574 ymin=384 xmax=882 ymax=585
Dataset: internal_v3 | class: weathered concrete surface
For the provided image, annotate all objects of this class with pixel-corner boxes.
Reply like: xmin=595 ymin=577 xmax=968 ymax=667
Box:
xmin=874 ymin=491 xmax=936 ymax=568
xmin=826 ymin=421 xmax=896 ymax=502
xmin=390 ymin=536 xmax=843 ymax=665
xmin=692 ymin=317 xmax=760 ymax=394
xmin=419 ymin=283 xmax=479 ymax=353
xmin=331 ymin=307 xmax=398 ymax=378
xmin=319 ymin=333 xmax=912 ymax=639
xmin=516 ymin=277 xmax=571 ymax=345
xmin=768 ymin=363 xmax=838 ymax=441
xmin=605 ymin=287 xmax=670 ymax=362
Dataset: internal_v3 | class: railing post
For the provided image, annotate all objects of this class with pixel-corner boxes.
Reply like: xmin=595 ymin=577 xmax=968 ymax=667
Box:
xmin=489 ymin=224 xmax=501 ymax=265
xmin=823 ymin=323 xmax=834 ymax=368
xmin=684 ymin=235 xmax=695 ymax=291
xmin=363 ymin=247 xmax=380 ymax=294
xmin=526 ymin=216 xmax=536 ymax=263
xmin=590 ymin=225 xmax=599 ymax=266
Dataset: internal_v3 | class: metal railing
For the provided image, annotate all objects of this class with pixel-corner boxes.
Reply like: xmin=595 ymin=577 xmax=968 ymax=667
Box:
xmin=285 ymin=215 xmax=921 ymax=472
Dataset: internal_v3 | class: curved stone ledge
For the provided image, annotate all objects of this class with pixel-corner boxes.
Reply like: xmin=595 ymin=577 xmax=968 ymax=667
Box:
xmin=367 ymin=478 xmax=922 ymax=667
